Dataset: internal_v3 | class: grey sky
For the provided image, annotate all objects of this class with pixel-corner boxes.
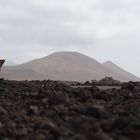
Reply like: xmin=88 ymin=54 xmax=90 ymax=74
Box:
xmin=0 ymin=0 xmax=140 ymax=76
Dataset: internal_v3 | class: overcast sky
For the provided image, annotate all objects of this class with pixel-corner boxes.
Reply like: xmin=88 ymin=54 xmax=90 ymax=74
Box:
xmin=0 ymin=0 xmax=140 ymax=76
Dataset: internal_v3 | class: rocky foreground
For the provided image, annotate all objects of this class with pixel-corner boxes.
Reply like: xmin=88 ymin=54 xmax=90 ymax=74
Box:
xmin=0 ymin=80 xmax=140 ymax=140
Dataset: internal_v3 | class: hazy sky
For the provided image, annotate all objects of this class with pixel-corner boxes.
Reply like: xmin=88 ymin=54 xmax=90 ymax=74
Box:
xmin=0 ymin=0 xmax=140 ymax=76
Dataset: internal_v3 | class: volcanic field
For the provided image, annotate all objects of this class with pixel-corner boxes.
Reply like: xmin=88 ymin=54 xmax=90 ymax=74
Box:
xmin=0 ymin=80 xmax=139 ymax=140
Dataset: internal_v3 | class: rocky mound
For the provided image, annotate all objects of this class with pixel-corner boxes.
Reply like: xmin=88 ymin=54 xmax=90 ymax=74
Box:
xmin=0 ymin=80 xmax=139 ymax=140
xmin=97 ymin=77 xmax=121 ymax=86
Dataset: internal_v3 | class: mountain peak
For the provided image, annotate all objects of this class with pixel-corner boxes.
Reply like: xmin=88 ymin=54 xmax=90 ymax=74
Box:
xmin=52 ymin=51 xmax=82 ymax=54
xmin=103 ymin=60 xmax=114 ymax=65
xmin=49 ymin=51 xmax=89 ymax=57
xmin=103 ymin=61 xmax=140 ymax=81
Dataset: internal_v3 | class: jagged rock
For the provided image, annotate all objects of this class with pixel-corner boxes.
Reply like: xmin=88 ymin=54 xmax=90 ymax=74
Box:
xmin=0 ymin=106 xmax=7 ymax=115
xmin=26 ymin=105 xmax=39 ymax=116
xmin=93 ymin=132 xmax=113 ymax=140
xmin=0 ymin=80 xmax=139 ymax=140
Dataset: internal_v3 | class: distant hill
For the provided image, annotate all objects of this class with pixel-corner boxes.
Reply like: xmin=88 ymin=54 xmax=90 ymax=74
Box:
xmin=103 ymin=61 xmax=139 ymax=81
xmin=3 ymin=52 xmax=140 ymax=81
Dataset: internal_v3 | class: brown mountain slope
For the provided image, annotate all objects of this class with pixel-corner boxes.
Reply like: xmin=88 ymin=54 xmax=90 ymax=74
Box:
xmin=3 ymin=52 xmax=140 ymax=81
xmin=103 ymin=61 xmax=140 ymax=81
xmin=2 ymin=68 xmax=46 ymax=81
